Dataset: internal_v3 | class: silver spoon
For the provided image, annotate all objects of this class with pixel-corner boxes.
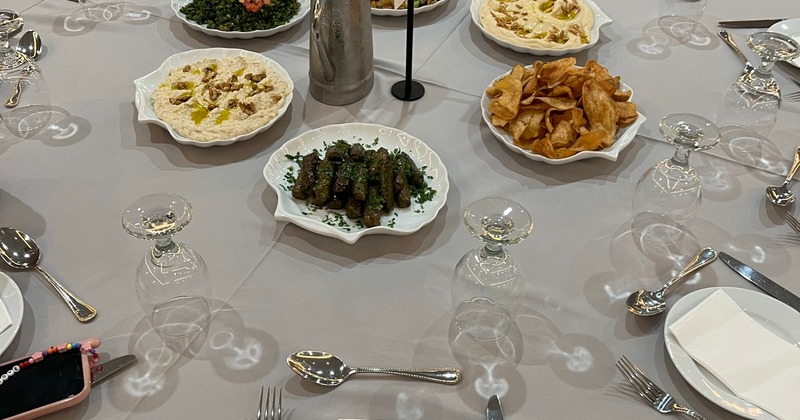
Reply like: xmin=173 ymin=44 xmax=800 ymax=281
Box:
xmin=626 ymin=247 xmax=718 ymax=316
xmin=767 ymin=146 xmax=800 ymax=206
xmin=718 ymin=29 xmax=755 ymax=73
xmin=0 ymin=227 xmax=97 ymax=322
xmin=287 ymin=350 xmax=462 ymax=387
xmin=5 ymin=30 xmax=42 ymax=108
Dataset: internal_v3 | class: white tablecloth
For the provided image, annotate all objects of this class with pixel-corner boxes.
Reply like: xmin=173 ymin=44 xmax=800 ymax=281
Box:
xmin=1 ymin=0 xmax=799 ymax=418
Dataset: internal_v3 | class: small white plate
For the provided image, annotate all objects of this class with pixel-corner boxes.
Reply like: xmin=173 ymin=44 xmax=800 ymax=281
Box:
xmin=664 ymin=287 xmax=800 ymax=420
xmin=469 ymin=0 xmax=612 ymax=56
xmin=263 ymin=123 xmax=449 ymax=244
xmin=133 ymin=48 xmax=294 ymax=147
xmin=171 ymin=0 xmax=310 ymax=39
xmin=0 ymin=272 xmax=23 ymax=356
xmin=769 ymin=18 xmax=800 ymax=68
xmin=480 ymin=66 xmax=645 ymax=164
xmin=371 ymin=0 xmax=448 ymax=16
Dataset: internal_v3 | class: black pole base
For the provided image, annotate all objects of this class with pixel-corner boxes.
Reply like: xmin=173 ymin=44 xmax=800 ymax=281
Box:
xmin=391 ymin=80 xmax=425 ymax=101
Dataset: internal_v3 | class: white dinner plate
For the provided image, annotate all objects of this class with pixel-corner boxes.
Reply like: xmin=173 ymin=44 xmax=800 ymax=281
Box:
xmin=133 ymin=48 xmax=294 ymax=147
xmin=371 ymin=0 xmax=448 ymax=16
xmin=664 ymin=287 xmax=800 ymax=420
xmin=469 ymin=0 xmax=612 ymax=56
xmin=263 ymin=123 xmax=449 ymax=244
xmin=171 ymin=0 xmax=310 ymax=39
xmin=0 ymin=272 xmax=23 ymax=356
xmin=480 ymin=65 xmax=645 ymax=164
xmin=768 ymin=18 xmax=800 ymax=68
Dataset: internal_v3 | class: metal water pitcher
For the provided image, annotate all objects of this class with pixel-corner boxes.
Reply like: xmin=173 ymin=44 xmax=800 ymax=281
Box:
xmin=309 ymin=0 xmax=374 ymax=105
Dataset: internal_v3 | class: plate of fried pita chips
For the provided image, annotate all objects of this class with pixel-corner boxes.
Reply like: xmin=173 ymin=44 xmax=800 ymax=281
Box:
xmin=481 ymin=57 xmax=645 ymax=164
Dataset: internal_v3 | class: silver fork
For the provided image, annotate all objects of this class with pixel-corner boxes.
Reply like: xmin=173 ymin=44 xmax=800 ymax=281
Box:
xmin=257 ymin=386 xmax=282 ymax=420
xmin=786 ymin=213 xmax=800 ymax=238
xmin=616 ymin=356 xmax=707 ymax=420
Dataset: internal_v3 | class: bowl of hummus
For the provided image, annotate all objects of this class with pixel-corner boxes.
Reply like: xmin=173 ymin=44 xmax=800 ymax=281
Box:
xmin=134 ymin=48 xmax=293 ymax=147
xmin=470 ymin=0 xmax=612 ymax=56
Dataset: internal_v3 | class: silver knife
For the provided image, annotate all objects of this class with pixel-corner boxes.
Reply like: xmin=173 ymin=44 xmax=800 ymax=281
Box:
xmin=718 ymin=252 xmax=800 ymax=312
xmin=91 ymin=354 xmax=137 ymax=385
xmin=718 ymin=19 xmax=785 ymax=28
xmin=487 ymin=395 xmax=504 ymax=420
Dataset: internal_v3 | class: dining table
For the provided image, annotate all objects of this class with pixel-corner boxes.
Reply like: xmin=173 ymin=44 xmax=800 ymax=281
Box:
xmin=1 ymin=0 xmax=799 ymax=418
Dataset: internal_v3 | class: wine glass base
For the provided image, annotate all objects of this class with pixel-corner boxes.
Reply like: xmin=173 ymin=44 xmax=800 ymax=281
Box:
xmin=453 ymin=297 xmax=512 ymax=341
xmin=630 ymin=212 xmax=695 ymax=250
xmin=151 ymin=296 xmax=210 ymax=338
xmin=0 ymin=50 xmax=27 ymax=72
xmin=79 ymin=2 xmax=126 ymax=21
xmin=2 ymin=104 xmax=52 ymax=138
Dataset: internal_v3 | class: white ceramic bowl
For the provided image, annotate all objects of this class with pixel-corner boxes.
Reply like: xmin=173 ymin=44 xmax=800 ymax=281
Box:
xmin=263 ymin=123 xmax=449 ymax=244
xmin=371 ymin=0 xmax=448 ymax=16
xmin=480 ymin=65 xmax=645 ymax=164
xmin=469 ymin=0 xmax=612 ymax=56
xmin=133 ymin=48 xmax=294 ymax=147
xmin=171 ymin=0 xmax=310 ymax=39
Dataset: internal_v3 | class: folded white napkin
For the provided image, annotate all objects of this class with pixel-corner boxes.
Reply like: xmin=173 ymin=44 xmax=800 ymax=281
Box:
xmin=669 ymin=289 xmax=800 ymax=420
xmin=0 ymin=297 xmax=11 ymax=335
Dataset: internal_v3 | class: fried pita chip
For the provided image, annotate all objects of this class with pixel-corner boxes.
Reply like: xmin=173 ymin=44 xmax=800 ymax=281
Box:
xmin=487 ymin=64 xmax=525 ymax=121
xmin=582 ymin=78 xmax=618 ymax=147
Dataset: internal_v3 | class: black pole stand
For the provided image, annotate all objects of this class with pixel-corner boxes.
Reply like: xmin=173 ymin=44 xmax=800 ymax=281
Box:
xmin=391 ymin=1 xmax=424 ymax=101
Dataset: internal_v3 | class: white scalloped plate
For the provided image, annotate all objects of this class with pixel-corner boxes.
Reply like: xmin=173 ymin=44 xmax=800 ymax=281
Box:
xmin=469 ymin=0 xmax=612 ymax=56
xmin=371 ymin=0 xmax=448 ymax=16
xmin=263 ymin=123 xmax=449 ymax=244
xmin=171 ymin=0 xmax=310 ymax=39
xmin=480 ymin=65 xmax=645 ymax=164
xmin=0 ymin=273 xmax=23 ymax=356
xmin=133 ymin=48 xmax=294 ymax=147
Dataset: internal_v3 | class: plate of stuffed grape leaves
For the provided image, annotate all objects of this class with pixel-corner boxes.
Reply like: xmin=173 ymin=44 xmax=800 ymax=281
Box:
xmin=263 ymin=123 xmax=448 ymax=243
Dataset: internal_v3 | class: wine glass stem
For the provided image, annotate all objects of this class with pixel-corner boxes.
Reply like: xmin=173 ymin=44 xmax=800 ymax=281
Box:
xmin=670 ymin=146 xmax=691 ymax=167
xmin=757 ymin=60 xmax=775 ymax=76
xmin=153 ymin=237 xmax=177 ymax=259
xmin=0 ymin=33 xmax=10 ymax=57
xmin=481 ymin=243 xmax=504 ymax=258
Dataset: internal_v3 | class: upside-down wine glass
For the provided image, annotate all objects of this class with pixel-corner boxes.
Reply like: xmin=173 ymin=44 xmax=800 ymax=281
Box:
xmin=0 ymin=56 xmax=52 ymax=137
xmin=452 ymin=197 xmax=533 ymax=341
xmin=0 ymin=10 xmax=25 ymax=71
xmin=631 ymin=114 xmax=720 ymax=244
xmin=657 ymin=0 xmax=707 ymax=42
xmin=718 ymin=31 xmax=800 ymax=136
xmin=122 ymin=193 xmax=212 ymax=338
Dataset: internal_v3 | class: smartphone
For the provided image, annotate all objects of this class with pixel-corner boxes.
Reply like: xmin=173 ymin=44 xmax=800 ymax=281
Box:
xmin=0 ymin=350 xmax=91 ymax=419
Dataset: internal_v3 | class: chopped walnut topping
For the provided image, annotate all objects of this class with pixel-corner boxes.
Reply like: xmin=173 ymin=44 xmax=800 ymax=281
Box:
xmin=227 ymin=98 xmax=239 ymax=108
xmin=557 ymin=0 xmax=580 ymax=15
xmin=238 ymin=101 xmax=256 ymax=115
xmin=208 ymin=87 xmax=221 ymax=102
xmin=202 ymin=66 xmax=217 ymax=83
xmin=182 ymin=64 xmax=191 ymax=72
xmin=248 ymin=72 xmax=267 ymax=83
xmin=169 ymin=92 xmax=192 ymax=105
xmin=172 ymin=81 xmax=190 ymax=90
